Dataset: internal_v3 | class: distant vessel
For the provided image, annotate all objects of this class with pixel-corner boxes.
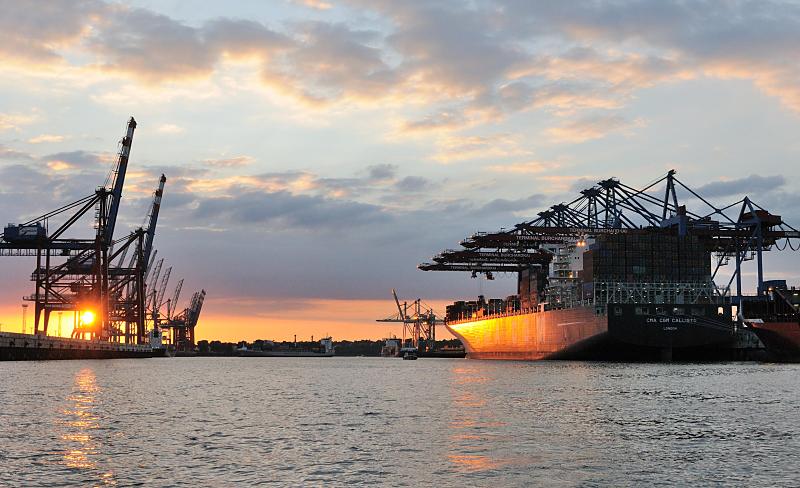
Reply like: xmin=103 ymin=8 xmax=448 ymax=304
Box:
xmin=402 ymin=348 xmax=418 ymax=360
xmin=419 ymin=345 xmax=466 ymax=358
xmin=742 ymin=282 xmax=800 ymax=362
xmin=237 ymin=337 xmax=335 ymax=357
xmin=149 ymin=328 xmax=171 ymax=358
xmin=380 ymin=338 xmax=401 ymax=357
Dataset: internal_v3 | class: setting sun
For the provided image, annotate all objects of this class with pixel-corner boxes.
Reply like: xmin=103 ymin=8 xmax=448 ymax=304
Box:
xmin=80 ymin=311 xmax=96 ymax=326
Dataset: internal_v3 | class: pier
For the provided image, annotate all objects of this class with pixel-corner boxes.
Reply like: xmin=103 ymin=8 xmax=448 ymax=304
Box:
xmin=0 ymin=332 xmax=152 ymax=360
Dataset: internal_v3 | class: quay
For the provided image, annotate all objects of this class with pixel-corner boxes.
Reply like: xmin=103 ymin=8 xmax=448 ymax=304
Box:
xmin=0 ymin=332 xmax=152 ymax=361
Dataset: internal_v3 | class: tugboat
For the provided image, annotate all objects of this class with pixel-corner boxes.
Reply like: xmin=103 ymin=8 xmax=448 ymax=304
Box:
xmin=401 ymin=347 xmax=418 ymax=360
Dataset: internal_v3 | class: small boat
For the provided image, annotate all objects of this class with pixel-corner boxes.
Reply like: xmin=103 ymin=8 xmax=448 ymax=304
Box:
xmin=402 ymin=351 xmax=418 ymax=360
xmin=150 ymin=328 xmax=172 ymax=358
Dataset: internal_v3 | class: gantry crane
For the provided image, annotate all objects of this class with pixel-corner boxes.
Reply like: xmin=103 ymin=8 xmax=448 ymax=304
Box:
xmin=376 ymin=289 xmax=440 ymax=351
xmin=420 ymin=170 xmax=800 ymax=304
xmin=0 ymin=118 xmax=206 ymax=347
xmin=162 ymin=289 xmax=206 ymax=351
xmin=0 ymin=117 xmax=149 ymax=342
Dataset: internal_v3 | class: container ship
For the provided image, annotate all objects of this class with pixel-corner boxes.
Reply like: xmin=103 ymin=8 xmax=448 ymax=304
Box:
xmin=421 ymin=171 xmax=800 ymax=361
xmin=237 ymin=337 xmax=335 ymax=357
xmin=444 ymin=233 xmax=745 ymax=361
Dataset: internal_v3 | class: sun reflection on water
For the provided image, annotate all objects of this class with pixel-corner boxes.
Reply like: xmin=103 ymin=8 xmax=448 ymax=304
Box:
xmin=446 ymin=363 xmax=511 ymax=473
xmin=59 ymin=368 xmax=116 ymax=485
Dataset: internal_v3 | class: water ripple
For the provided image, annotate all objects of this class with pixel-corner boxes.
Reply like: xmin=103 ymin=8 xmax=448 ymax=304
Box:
xmin=0 ymin=358 xmax=798 ymax=486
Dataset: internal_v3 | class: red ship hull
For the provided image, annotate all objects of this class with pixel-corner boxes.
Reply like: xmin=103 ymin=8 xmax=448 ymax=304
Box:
xmin=749 ymin=321 xmax=800 ymax=362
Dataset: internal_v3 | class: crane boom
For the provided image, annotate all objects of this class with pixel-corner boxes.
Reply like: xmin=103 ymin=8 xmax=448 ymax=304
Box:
xmin=187 ymin=290 xmax=206 ymax=327
xmin=144 ymin=249 xmax=157 ymax=281
xmin=392 ymin=288 xmax=405 ymax=320
xmin=168 ymin=279 xmax=184 ymax=318
xmin=104 ymin=117 xmax=136 ymax=246
xmin=147 ymin=258 xmax=163 ymax=310
xmin=156 ymin=266 xmax=172 ymax=311
xmin=142 ymin=174 xmax=166 ymax=268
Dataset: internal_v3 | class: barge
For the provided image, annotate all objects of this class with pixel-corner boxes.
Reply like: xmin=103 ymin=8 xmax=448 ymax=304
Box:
xmin=0 ymin=332 xmax=154 ymax=360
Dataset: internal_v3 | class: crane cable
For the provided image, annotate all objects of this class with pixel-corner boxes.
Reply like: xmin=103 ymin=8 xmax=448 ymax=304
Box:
xmin=775 ymin=238 xmax=800 ymax=251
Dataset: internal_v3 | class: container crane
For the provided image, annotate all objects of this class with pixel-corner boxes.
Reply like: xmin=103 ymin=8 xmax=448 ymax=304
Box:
xmin=142 ymin=174 xmax=166 ymax=268
xmin=167 ymin=279 xmax=184 ymax=320
xmin=376 ymin=289 xmax=439 ymax=351
xmin=162 ymin=289 xmax=206 ymax=352
xmin=420 ymin=170 xmax=800 ymax=306
xmin=103 ymin=117 xmax=136 ymax=246
xmin=0 ymin=117 xmax=148 ymax=342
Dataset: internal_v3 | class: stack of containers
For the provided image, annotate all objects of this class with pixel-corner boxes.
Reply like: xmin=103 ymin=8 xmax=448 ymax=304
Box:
xmin=586 ymin=233 xmax=711 ymax=284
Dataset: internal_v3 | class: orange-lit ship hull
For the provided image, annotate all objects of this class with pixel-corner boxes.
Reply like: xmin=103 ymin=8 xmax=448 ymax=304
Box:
xmin=446 ymin=304 xmax=741 ymax=361
xmin=446 ymin=307 xmax=608 ymax=360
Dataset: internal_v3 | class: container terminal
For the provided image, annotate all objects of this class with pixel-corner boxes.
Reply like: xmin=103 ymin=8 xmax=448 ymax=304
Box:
xmin=0 ymin=117 xmax=206 ymax=361
xmin=420 ymin=170 xmax=800 ymax=361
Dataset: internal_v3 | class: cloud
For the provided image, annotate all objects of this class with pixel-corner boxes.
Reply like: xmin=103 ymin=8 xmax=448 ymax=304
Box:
xmin=0 ymin=112 xmax=38 ymax=131
xmin=366 ymin=163 xmax=396 ymax=181
xmin=488 ymin=160 xmax=559 ymax=174
xmin=157 ymin=123 xmax=185 ymax=134
xmin=4 ymin=0 xmax=800 ymax=137
xmin=267 ymin=22 xmax=397 ymax=104
xmin=204 ymin=156 xmax=254 ymax=168
xmin=397 ymin=109 xmax=469 ymax=134
xmin=545 ymin=113 xmax=645 ymax=143
xmin=43 ymin=150 xmax=113 ymax=170
xmin=83 ymin=7 xmax=290 ymax=84
xmin=28 ymin=134 xmax=65 ymax=144
xmin=695 ymin=174 xmax=786 ymax=199
xmin=394 ymin=175 xmax=435 ymax=192
xmin=193 ymin=189 xmax=387 ymax=231
xmin=432 ymin=133 xmax=530 ymax=163
xmin=0 ymin=0 xmax=105 ymax=66
xmin=478 ymin=193 xmax=545 ymax=215
xmin=292 ymin=0 xmax=334 ymax=10
xmin=0 ymin=145 xmax=35 ymax=161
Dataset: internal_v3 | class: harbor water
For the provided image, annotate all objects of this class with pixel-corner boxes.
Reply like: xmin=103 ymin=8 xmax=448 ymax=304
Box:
xmin=1 ymin=358 xmax=798 ymax=487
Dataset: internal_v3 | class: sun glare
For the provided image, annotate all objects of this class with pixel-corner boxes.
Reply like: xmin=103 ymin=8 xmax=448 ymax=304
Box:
xmin=80 ymin=311 xmax=96 ymax=325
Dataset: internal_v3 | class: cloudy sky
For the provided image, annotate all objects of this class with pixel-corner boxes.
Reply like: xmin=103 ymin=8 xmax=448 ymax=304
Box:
xmin=1 ymin=0 xmax=799 ymax=341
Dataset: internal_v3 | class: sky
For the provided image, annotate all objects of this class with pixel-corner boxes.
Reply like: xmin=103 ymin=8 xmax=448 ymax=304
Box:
xmin=1 ymin=0 xmax=800 ymax=341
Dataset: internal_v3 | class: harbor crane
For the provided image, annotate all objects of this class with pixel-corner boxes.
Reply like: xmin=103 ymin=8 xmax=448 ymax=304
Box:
xmin=376 ymin=289 xmax=440 ymax=350
xmin=0 ymin=117 xmax=206 ymax=348
xmin=0 ymin=117 xmax=149 ymax=342
xmin=162 ymin=289 xmax=206 ymax=351
xmin=420 ymin=170 xmax=800 ymax=302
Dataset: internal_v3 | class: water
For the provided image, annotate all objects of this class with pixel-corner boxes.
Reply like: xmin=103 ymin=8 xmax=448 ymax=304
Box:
xmin=1 ymin=358 xmax=798 ymax=487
